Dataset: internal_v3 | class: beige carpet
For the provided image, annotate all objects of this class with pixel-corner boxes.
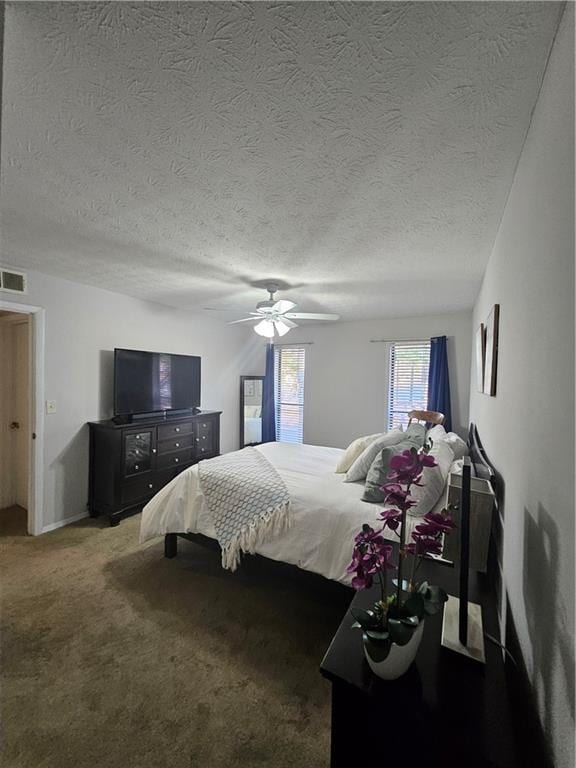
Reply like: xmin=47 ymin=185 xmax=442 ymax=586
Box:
xmin=1 ymin=512 xmax=351 ymax=768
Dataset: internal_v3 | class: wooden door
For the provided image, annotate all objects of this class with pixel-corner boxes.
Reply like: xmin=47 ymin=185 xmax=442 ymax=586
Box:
xmin=13 ymin=321 xmax=29 ymax=509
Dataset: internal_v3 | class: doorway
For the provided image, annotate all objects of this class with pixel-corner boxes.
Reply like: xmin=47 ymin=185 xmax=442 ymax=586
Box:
xmin=0 ymin=312 xmax=30 ymax=533
xmin=0 ymin=301 xmax=44 ymax=535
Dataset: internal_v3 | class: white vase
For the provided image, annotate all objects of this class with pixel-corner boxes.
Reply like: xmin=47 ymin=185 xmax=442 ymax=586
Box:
xmin=364 ymin=621 xmax=425 ymax=680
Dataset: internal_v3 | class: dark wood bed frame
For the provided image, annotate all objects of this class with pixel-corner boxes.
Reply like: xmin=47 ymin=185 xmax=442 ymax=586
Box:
xmin=163 ymin=424 xmax=502 ymax=596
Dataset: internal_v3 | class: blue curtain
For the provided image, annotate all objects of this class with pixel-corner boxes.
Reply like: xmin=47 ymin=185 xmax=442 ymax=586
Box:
xmin=261 ymin=343 xmax=276 ymax=442
xmin=427 ymin=336 xmax=452 ymax=432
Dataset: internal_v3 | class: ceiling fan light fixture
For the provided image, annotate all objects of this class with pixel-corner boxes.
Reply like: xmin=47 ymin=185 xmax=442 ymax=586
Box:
xmin=254 ymin=319 xmax=275 ymax=338
xmin=274 ymin=319 xmax=292 ymax=337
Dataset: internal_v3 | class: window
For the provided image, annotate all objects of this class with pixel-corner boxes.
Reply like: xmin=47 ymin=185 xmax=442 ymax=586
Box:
xmin=274 ymin=346 xmax=305 ymax=443
xmin=388 ymin=341 xmax=431 ymax=430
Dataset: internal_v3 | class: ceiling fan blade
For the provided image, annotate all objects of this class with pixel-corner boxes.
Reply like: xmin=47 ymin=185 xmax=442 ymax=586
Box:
xmin=284 ymin=312 xmax=340 ymax=321
xmin=272 ymin=300 xmax=297 ymax=314
xmin=276 ymin=317 xmax=297 ymax=329
xmin=228 ymin=317 xmax=258 ymax=325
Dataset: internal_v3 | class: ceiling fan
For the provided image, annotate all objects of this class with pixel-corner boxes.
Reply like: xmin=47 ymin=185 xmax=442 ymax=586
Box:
xmin=228 ymin=284 xmax=340 ymax=338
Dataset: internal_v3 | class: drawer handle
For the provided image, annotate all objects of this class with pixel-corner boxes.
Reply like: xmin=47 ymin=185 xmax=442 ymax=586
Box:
xmin=175 ymin=427 xmax=180 ymax=433
xmin=148 ymin=483 xmax=153 ymax=489
xmin=174 ymin=457 xmax=179 ymax=463
xmin=175 ymin=442 xmax=180 ymax=448
xmin=196 ymin=438 xmax=200 ymax=443
xmin=135 ymin=464 xmax=139 ymax=470
xmin=136 ymin=434 xmax=140 ymax=439
xmin=202 ymin=423 xmax=207 ymax=427
xmin=135 ymin=449 xmax=140 ymax=455
xmin=152 ymin=448 xmax=156 ymax=454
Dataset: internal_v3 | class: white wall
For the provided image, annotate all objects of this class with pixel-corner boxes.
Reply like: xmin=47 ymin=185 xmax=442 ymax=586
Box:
xmin=263 ymin=312 xmax=471 ymax=449
xmin=469 ymin=7 xmax=574 ymax=768
xmin=1 ymin=269 xmax=262 ymax=529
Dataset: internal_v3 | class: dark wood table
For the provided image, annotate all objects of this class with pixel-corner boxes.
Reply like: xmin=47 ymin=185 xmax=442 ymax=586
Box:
xmin=320 ymin=561 xmax=517 ymax=768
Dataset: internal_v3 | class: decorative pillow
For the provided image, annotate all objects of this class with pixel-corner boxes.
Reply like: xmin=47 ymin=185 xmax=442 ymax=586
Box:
xmin=405 ymin=422 xmax=427 ymax=443
xmin=345 ymin=428 xmax=407 ymax=482
xmin=444 ymin=432 xmax=468 ymax=460
xmin=426 ymin=424 xmax=447 ymax=444
xmin=362 ymin=436 xmax=422 ymax=503
xmin=335 ymin=433 xmax=383 ymax=473
xmin=408 ymin=441 xmax=455 ymax=518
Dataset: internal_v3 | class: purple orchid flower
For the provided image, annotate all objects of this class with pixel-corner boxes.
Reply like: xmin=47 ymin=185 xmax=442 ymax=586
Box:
xmin=347 ymin=524 xmax=395 ymax=591
xmin=379 ymin=508 xmax=402 ymax=531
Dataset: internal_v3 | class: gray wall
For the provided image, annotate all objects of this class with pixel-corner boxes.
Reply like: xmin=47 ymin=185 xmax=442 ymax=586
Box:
xmin=469 ymin=7 xmax=574 ymax=767
xmin=268 ymin=311 xmax=471 ymax=448
xmin=4 ymin=269 xmax=262 ymax=530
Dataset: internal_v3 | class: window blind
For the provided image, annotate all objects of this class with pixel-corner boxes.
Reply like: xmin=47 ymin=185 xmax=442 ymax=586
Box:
xmin=388 ymin=341 xmax=431 ymax=430
xmin=274 ymin=346 xmax=305 ymax=443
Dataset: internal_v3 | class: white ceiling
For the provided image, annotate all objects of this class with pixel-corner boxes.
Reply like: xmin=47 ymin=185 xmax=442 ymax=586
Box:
xmin=1 ymin=2 xmax=563 ymax=321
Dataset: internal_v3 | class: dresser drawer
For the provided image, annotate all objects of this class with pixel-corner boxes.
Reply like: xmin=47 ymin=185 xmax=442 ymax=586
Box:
xmin=194 ymin=419 xmax=215 ymax=454
xmin=157 ymin=421 xmax=193 ymax=441
xmin=121 ymin=477 xmax=157 ymax=505
xmin=123 ymin=429 xmax=155 ymax=477
xmin=157 ymin=447 xmax=194 ymax=471
xmin=196 ymin=444 xmax=216 ymax=460
xmin=157 ymin=433 xmax=193 ymax=455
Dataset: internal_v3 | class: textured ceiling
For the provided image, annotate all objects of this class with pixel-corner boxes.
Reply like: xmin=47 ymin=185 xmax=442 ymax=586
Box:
xmin=1 ymin=2 xmax=563 ymax=320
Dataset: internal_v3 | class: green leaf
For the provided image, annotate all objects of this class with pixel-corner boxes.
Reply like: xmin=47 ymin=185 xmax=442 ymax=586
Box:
xmin=363 ymin=634 xmax=392 ymax=663
xmin=365 ymin=629 xmax=390 ymax=643
xmin=425 ymin=585 xmax=448 ymax=604
xmin=350 ymin=608 xmax=381 ymax=630
xmin=399 ymin=615 xmax=420 ymax=627
xmin=403 ymin=593 xmax=425 ymax=619
xmin=351 ymin=621 xmax=362 ymax=629
xmin=423 ymin=601 xmax=443 ymax=616
xmin=388 ymin=619 xmax=415 ymax=646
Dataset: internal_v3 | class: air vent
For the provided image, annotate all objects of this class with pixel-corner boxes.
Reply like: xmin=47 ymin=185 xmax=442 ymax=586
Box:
xmin=0 ymin=268 xmax=27 ymax=294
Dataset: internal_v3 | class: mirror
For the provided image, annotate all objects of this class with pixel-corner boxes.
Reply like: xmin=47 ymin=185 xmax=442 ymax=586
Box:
xmin=240 ymin=376 xmax=265 ymax=447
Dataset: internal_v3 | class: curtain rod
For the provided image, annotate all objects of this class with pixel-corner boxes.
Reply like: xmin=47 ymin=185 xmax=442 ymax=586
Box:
xmin=369 ymin=338 xmax=428 ymax=344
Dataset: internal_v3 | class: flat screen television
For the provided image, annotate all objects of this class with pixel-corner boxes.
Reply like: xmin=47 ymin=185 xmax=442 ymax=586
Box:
xmin=114 ymin=348 xmax=201 ymax=417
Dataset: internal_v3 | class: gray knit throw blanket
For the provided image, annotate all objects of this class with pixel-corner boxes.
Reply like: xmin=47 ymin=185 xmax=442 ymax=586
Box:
xmin=197 ymin=447 xmax=292 ymax=571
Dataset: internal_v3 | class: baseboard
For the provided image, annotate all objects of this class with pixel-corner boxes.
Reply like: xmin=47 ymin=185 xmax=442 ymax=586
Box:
xmin=41 ymin=511 xmax=89 ymax=534
xmin=504 ymin=595 xmax=554 ymax=768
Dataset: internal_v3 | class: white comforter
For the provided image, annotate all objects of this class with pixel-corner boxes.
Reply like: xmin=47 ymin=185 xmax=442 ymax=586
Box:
xmin=140 ymin=442 xmax=419 ymax=585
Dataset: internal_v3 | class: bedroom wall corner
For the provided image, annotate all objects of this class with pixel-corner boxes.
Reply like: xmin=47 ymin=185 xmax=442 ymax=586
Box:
xmin=6 ymin=269 xmax=262 ymax=530
xmin=468 ymin=6 xmax=575 ymax=767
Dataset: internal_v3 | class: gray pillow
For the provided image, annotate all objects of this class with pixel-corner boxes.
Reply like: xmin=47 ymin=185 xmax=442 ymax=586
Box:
xmin=362 ymin=436 xmax=422 ymax=503
xmin=404 ymin=422 xmax=426 ymax=444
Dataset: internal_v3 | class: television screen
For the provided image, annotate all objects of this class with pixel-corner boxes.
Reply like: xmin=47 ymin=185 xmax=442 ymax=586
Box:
xmin=114 ymin=349 xmax=201 ymax=416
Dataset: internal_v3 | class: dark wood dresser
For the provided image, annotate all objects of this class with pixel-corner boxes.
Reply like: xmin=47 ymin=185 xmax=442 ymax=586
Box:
xmin=88 ymin=410 xmax=221 ymax=526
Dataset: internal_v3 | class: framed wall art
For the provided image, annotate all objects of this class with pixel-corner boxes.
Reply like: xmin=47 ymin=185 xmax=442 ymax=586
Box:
xmin=475 ymin=323 xmax=485 ymax=393
xmin=482 ymin=304 xmax=499 ymax=397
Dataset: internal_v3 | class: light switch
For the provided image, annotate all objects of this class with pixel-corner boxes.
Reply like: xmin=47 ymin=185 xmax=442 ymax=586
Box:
xmin=46 ymin=400 xmax=57 ymax=414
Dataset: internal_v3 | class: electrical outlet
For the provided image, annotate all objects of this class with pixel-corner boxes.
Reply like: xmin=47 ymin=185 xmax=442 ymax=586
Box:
xmin=46 ymin=400 xmax=57 ymax=414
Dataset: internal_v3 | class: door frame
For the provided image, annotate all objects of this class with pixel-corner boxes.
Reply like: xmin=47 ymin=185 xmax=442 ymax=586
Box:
xmin=0 ymin=299 xmax=45 ymax=535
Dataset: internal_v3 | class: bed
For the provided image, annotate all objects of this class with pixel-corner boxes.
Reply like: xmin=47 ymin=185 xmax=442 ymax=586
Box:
xmin=140 ymin=441 xmax=429 ymax=585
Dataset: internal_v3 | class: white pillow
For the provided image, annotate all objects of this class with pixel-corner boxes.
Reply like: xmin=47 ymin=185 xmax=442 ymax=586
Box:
xmin=345 ymin=428 xmax=406 ymax=482
xmin=409 ymin=441 xmax=455 ymax=518
xmin=426 ymin=424 xmax=468 ymax=461
xmin=426 ymin=424 xmax=447 ymax=444
xmin=444 ymin=432 xmax=468 ymax=460
xmin=335 ymin=433 xmax=383 ymax=473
